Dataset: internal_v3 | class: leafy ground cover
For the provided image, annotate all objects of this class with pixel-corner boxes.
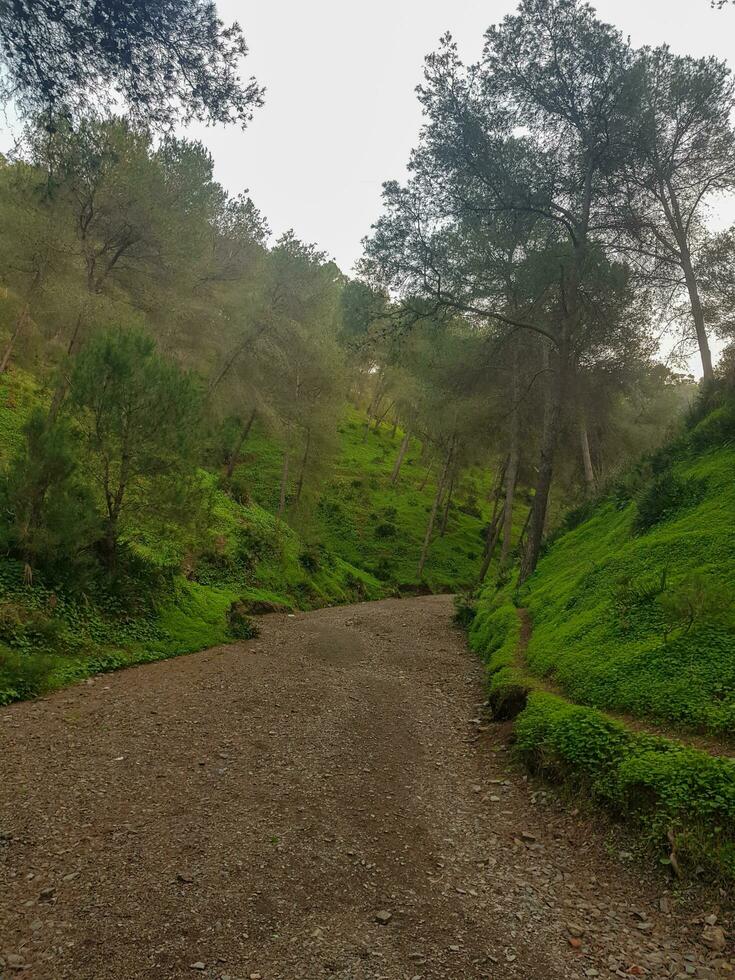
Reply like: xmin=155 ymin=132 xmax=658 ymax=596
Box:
xmin=468 ymin=387 xmax=735 ymax=881
xmin=233 ymin=410 xmax=526 ymax=593
xmin=1 ymin=375 xmax=511 ymax=704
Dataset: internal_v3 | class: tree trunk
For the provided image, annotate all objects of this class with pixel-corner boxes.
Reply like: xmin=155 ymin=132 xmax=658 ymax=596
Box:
xmin=0 ymin=306 xmax=29 ymax=375
xmin=278 ymin=451 xmax=290 ymax=519
xmin=501 ymin=448 xmax=519 ymax=566
xmin=103 ymin=517 xmax=118 ymax=571
xmin=208 ymin=322 xmax=269 ymax=394
xmin=520 ymin=341 xmax=569 ymax=582
xmin=439 ymin=468 xmax=455 ymax=536
xmin=680 ymin=247 xmax=714 ymax=383
xmin=295 ymin=428 xmax=311 ymax=502
xmin=484 ymin=457 xmax=508 ymax=553
xmin=419 ymin=460 xmax=434 ymax=492
xmin=516 ymin=505 xmax=533 ymax=555
xmin=417 ymin=449 xmax=452 ymax=578
xmin=48 ymin=309 xmax=85 ymax=422
xmin=390 ymin=429 xmax=411 ymax=486
xmin=390 ymin=416 xmax=398 ymax=440
xmin=501 ymin=344 xmax=520 ymax=565
xmin=477 ymin=501 xmax=506 ymax=583
xmin=580 ymin=419 xmax=595 ymax=492
xmin=225 ymin=407 xmax=257 ymax=480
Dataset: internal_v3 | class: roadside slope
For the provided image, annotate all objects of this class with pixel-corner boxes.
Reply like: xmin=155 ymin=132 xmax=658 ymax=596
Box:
xmin=469 ymin=389 xmax=735 ymax=881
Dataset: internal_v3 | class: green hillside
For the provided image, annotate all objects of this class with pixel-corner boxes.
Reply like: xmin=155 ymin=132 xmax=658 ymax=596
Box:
xmin=469 ymin=387 xmax=735 ymax=880
xmin=0 ymin=370 xmax=508 ymax=705
xmin=232 ymin=409 xmax=516 ymax=594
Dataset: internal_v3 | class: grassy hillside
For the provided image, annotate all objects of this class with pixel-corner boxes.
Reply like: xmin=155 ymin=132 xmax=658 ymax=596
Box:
xmin=0 ymin=372 xmax=512 ymax=705
xmin=0 ymin=371 xmax=387 ymax=704
xmin=469 ymin=386 xmax=735 ymax=880
xmin=230 ymin=409 xmax=523 ymax=593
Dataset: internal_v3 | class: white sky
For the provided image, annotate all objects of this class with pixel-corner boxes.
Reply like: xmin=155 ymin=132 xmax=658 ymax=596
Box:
xmin=186 ymin=0 xmax=735 ymax=275
xmin=1 ymin=0 xmax=732 ymax=375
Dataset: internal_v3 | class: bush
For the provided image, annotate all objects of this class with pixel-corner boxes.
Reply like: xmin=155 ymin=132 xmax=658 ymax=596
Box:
xmin=298 ymin=547 xmax=321 ymax=572
xmin=0 ymin=408 xmax=100 ymax=577
xmin=226 ymin=601 xmax=259 ymax=640
xmin=657 ymin=573 xmax=730 ymax=640
xmin=374 ymin=521 xmax=397 ymax=539
xmin=689 ymin=401 xmax=735 ymax=452
xmin=453 ymin=590 xmax=476 ymax=628
xmin=633 ymin=468 xmax=706 ymax=533
xmin=0 ymin=643 xmax=54 ymax=704
xmin=515 ymin=692 xmax=735 ymax=881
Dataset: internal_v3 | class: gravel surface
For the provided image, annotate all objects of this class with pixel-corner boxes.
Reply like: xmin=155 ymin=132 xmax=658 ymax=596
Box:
xmin=1 ymin=595 xmax=732 ymax=979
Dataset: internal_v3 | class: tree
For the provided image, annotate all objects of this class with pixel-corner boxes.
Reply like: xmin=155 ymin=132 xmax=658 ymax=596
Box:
xmin=622 ymin=47 xmax=735 ymax=381
xmin=0 ymin=157 xmax=79 ymax=374
xmin=698 ymin=226 xmax=735 ymax=346
xmin=25 ymin=118 xmax=226 ymax=411
xmin=363 ymin=1 xmax=646 ymax=578
xmin=0 ymin=0 xmax=263 ymax=127
xmin=0 ymin=408 xmax=99 ymax=574
xmin=68 ymin=328 xmax=202 ymax=567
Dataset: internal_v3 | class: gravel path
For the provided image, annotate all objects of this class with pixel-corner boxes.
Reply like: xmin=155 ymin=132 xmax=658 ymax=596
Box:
xmin=0 ymin=596 xmax=731 ymax=979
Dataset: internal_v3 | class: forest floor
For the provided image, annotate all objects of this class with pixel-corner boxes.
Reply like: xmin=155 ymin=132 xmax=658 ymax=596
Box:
xmin=1 ymin=596 xmax=732 ymax=980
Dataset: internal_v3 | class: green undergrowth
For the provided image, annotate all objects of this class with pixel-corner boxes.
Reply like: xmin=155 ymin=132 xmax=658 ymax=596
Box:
xmin=0 ymin=389 xmax=382 ymax=704
xmin=232 ymin=409 xmax=524 ymax=592
xmin=523 ymin=448 xmax=735 ymax=739
xmin=0 ymin=365 xmax=514 ymax=704
xmin=470 ymin=592 xmax=735 ymax=881
xmin=517 ymin=692 xmax=735 ymax=881
xmin=468 ymin=385 xmax=735 ymax=882
xmin=469 ymin=598 xmax=533 ymax=719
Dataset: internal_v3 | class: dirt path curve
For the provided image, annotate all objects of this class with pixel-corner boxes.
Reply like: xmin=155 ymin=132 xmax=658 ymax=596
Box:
xmin=1 ymin=596 xmax=730 ymax=980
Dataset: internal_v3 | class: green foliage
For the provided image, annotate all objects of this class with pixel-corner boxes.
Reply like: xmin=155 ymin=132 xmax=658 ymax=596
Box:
xmin=226 ymin=600 xmax=259 ymax=640
xmin=657 ymin=573 xmax=731 ymax=641
xmin=0 ymin=407 xmax=99 ymax=573
xmin=516 ymin=441 xmax=735 ymax=736
xmin=452 ymin=590 xmax=477 ymax=628
xmin=633 ymin=467 xmax=706 ymax=533
xmin=515 ymin=693 xmax=735 ymax=881
xmin=469 ymin=398 xmax=735 ymax=880
xmin=230 ymin=410 xmax=500 ymax=591
xmin=69 ymin=327 xmax=203 ymax=564
xmin=0 ymin=642 xmax=54 ymax=704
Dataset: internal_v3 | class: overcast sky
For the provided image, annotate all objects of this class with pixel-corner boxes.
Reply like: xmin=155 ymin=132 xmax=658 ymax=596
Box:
xmin=186 ymin=0 xmax=735 ymax=275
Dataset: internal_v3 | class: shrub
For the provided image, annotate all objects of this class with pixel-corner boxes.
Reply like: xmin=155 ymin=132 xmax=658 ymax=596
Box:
xmin=374 ymin=521 xmax=397 ymax=539
xmin=689 ymin=401 xmax=735 ymax=452
xmin=515 ymin=692 xmax=735 ymax=881
xmin=0 ymin=408 xmax=100 ymax=577
xmin=226 ymin=601 xmax=259 ymax=640
xmin=657 ymin=573 xmax=730 ymax=640
xmin=0 ymin=643 xmax=54 ymax=704
xmin=298 ymin=547 xmax=321 ymax=572
xmin=453 ymin=590 xmax=476 ymax=628
xmin=633 ymin=469 xmax=706 ymax=533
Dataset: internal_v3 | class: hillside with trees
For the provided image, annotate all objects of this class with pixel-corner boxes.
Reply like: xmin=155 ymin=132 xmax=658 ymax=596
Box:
xmin=0 ymin=0 xmax=734 ymax=948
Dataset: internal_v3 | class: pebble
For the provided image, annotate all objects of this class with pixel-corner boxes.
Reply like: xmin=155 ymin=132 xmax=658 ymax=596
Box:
xmin=701 ymin=925 xmax=727 ymax=952
xmin=374 ymin=910 xmax=392 ymax=925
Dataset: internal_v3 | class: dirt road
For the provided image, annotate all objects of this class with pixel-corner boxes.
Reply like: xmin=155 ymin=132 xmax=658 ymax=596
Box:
xmin=0 ymin=596 xmax=730 ymax=979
